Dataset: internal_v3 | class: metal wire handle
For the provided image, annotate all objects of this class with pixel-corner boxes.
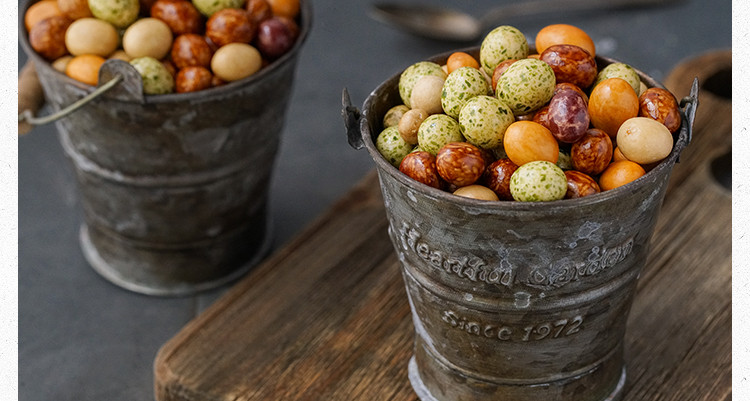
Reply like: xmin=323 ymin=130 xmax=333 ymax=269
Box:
xmin=18 ymin=74 xmax=123 ymax=127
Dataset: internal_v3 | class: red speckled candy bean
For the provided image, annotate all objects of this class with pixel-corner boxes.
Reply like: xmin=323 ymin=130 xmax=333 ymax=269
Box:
xmin=555 ymin=82 xmax=588 ymax=103
xmin=436 ymin=142 xmax=487 ymax=187
xmin=29 ymin=15 xmax=72 ymax=60
xmin=571 ymin=128 xmax=613 ymax=175
xmin=400 ymin=151 xmax=443 ymax=189
xmin=175 ymin=66 xmax=213 ymax=93
xmin=565 ymin=170 xmax=600 ymax=198
xmin=540 ymin=44 xmax=597 ymax=89
xmin=150 ymin=0 xmax=204 ymax=35
xmin=206 ymin=8 xmax=255 ymax=47
xmin=482 ymin=158 xmax=519 ymax=200
xmin=638 ymin=87 xmax=682 ymax=133
xmin=546 ymin=90 xmax=590 ymax=143
xmin=171 ymin=33 xmax=213 ymax=69
xmin=246 ymin=0 xmax=273 ymax=25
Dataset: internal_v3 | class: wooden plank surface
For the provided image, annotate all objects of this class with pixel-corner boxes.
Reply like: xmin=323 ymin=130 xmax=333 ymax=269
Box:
xmin=153 ymin=51 xmax=731 ymax=401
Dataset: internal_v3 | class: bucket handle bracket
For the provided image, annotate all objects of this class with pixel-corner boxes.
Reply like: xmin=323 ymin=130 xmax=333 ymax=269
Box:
xmin=679 ymin=77 xmax=700 ymax=146
xmin=18 ymin=59 xmax=145 ymax=131
xmin=342 ymin=88 xmax=364 ymax=150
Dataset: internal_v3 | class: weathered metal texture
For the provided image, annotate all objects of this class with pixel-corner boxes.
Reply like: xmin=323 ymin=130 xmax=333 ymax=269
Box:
xmin=19 ymin=0 xmax=312 ymax=296
xmin=347 ymin=49 xmax=696 ymax=400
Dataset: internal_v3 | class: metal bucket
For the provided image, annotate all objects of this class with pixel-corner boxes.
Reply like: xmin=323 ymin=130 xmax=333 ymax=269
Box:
xmin=19 ymin=0 xmax=312 ymax=296
xmin=344 ymin=49 xmax=697 ymax=400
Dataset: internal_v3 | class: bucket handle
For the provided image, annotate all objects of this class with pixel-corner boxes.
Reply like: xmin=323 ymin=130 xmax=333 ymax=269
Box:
xmin=18 ymin=59 xmax=143 ymax=135
xmin=342 ymin=88 xmax=364 ymax=150
xmin=679 ymin=77 xmax=700 ymax=146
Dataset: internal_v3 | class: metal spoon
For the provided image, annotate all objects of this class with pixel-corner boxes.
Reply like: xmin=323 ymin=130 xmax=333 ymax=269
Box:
xmin=370 ymin=0 xmax=683 ymax=42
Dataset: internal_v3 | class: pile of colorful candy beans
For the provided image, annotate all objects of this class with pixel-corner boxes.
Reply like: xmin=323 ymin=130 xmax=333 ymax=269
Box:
xmin=24 ymin=0 xmax=301 ymax=94
xmin=376 ymin=24 xmax=682 ymax=202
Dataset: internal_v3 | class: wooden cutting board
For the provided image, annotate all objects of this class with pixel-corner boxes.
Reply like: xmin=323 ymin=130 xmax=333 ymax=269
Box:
xmin=153 ymin=50 xmax=731 ymax=401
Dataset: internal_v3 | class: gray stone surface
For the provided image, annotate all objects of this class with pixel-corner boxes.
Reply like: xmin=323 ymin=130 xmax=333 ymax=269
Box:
xmin=19 ymin=0 xmax=730 ymax=399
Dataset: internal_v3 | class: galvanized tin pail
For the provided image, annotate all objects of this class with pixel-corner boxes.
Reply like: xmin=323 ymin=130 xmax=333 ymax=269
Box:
xmin=19 ymin=0 xmax=311 ymax=296
xmin=344 ymin=49 xmax=697 ymax=400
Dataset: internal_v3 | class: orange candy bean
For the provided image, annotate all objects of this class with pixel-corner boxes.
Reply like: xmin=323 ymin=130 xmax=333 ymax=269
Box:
xmin=588 ymin=78 xmax=639 ymax=138
xmin=65 ymin=54 xmax=106 ymax=86
xmin=534 ymin=23 xmax=596 ymax=57
xmin=503 ymin=121 xmax=559 ymax=166
xmin=446 ymin=52 xmax=480 ymax=74
xmin=599 ymin=160 xmax=645 ymax=191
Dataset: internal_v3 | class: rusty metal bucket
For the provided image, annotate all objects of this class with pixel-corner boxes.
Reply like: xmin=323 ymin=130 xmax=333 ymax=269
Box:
xmin=19 ymin=0 xmax=311 ymax=296
xmin=344 ymin=49 xmax=697 ymax=400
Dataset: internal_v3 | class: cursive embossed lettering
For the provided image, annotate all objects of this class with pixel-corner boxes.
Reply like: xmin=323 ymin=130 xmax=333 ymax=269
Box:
xmin=397 ymin=222 xmax=515 ymax=289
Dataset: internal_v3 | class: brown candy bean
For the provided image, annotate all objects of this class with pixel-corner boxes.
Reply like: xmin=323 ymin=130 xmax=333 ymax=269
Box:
xmin=58 ymin=0 xmax=93 ymax=20
xmin=206 ymin=8 xmax=255 ymax=47
xmin=30 ymin=16 xmax=72 ymax=61
xmin=571 ymin=128 xmax=613 ymax=175
xmin=151 ymin=0 xmax=204 ymax=35
xmin=540 ymin=44 xmax=597 ymax=89
xmin=565 ymin=170 xmax=600 ymax=198
xmin=246 ymin=0 xmax=273 ymax=25
xmin=638 ymin=87 xmax=682 ymax=133
xmin=161 ymin=59 xmax=177 ymax=77
xmin=399 ymin=151 xmax=443 ymax=189
xmin=436 ymin=142 xmax=486 ymax=187
xmin=24 ymin=0 xmax=62 ymax=32
xmin=546 ymin=90 xmax=589 ymax=143
xmin=171 ymin=34 xmax=213 ymax=69
xmin=482 ymin=158 xmax=518 ymax=201
xmin=176 ymin=66 xmax=213 ymax=93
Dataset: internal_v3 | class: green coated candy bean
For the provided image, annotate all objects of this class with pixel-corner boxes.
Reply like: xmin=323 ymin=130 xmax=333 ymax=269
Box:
xmin=458 ymin=95 xmax=514 ymax=150
xmin=510 ymin=161 xmax=567 ymax=202
xmin=417 ymin=114 xmax=464 ymax=155
xmin=441 ymin=66 xmax=491 ymax=119
xmin=376 ymin=126 xmax=414 ymax=167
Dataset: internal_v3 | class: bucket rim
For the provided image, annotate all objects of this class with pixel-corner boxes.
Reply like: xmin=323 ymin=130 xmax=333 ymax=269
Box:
xmin=360 ymin=47 xmax=693 ymax=212
xmin=18 ymin=0 xmax=313 ymax=104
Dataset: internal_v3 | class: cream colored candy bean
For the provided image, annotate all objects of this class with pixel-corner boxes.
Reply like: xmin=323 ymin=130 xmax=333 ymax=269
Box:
xmin=616 ymin=117 xmax=673 ymax=164
xmin=398 ymin=108 xmax=428 ymax=145
xmin=51 ymin=55 xmax=73 ymax=72
xmin=383 ymin=105 xmax=409 ymax=128
xmin=453 ymin=185 xmax=499 ymax=201
xmin=211 ymin=43 xmax=262 ymax=82
xmin=123 ymin=18 xmax=173 ymax=60
xmin=65 ymin=17 xmax=119 ymax=57
xmin=108 ymin=49 xmax=132 ymax=62
xmin=410 ymin=75 xmax=445 ymax=115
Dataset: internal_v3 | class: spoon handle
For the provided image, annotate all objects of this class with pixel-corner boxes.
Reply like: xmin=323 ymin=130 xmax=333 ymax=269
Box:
xmin=480 ymin=0 xmax=682 ymax=28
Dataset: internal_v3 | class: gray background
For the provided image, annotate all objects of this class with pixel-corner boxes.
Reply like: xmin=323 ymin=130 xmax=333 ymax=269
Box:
xmin=19 ymin=0 xmax=731 ymax=399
